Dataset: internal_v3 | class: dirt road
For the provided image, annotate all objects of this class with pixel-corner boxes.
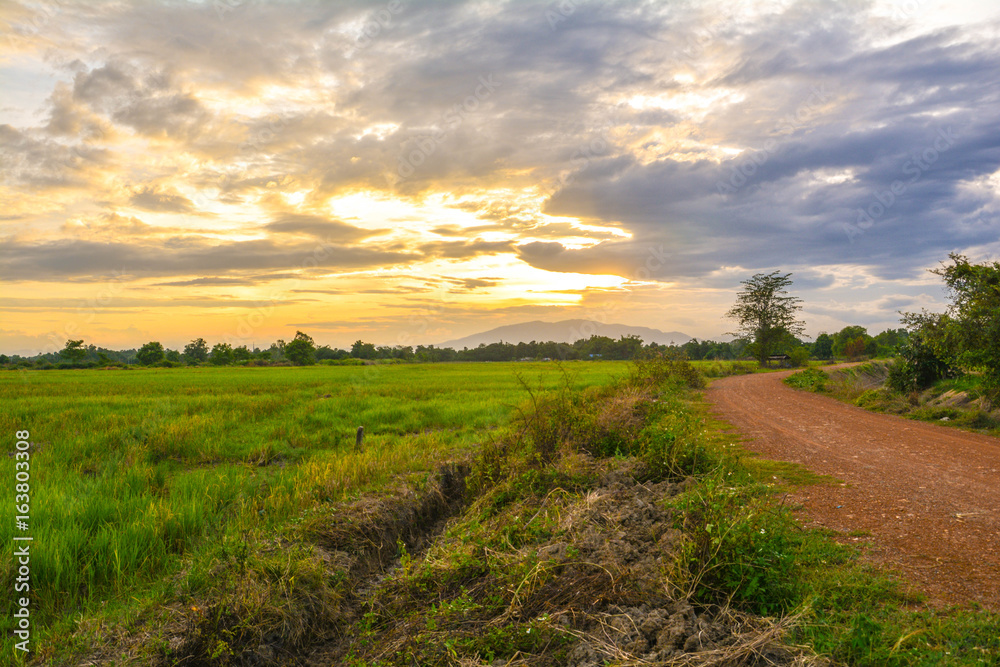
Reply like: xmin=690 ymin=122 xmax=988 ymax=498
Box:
xmin=707 ymin=369 xmax=1000 ymax=610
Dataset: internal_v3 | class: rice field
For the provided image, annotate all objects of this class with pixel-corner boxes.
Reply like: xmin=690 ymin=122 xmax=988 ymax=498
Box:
xmin=0 ymin=361 xmax=629 ymax=650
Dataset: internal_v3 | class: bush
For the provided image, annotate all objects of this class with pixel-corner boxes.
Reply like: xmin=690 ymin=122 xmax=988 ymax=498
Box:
xmin=789 ymin=346 xmax=811 ymax=367
xmin=631 ymin=351 xmax=705 ymax=389
xmin=700 ymin=361 xmax=758 ymax=378
xmin=672 ymin=477 xmax=798 ymax=615
xmin=784 ymin=368 xmax=828 ymax=392
xmin=639 ymin=397 xmax=717 ymax=479
xmin=854 ymin=388 xmax=895 ymax=410
xmin=886 ymin=335 xmax=958 ymax=393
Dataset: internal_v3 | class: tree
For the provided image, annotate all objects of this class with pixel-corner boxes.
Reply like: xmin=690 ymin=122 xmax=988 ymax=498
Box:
xmin=887 ymin=312 xmax=958 ymax=393
xmin=929 ymin=253 xmax=1000 ymax=400
xmin=316 ymin=345 xmax=348 ymax=361
xmin=726 ymin=271 xmax=805 ymax=366
xmin=789 ymin=346 xmax=811 ymax=367
xmin=233 ymin=345 xmax=251 ymax=363
xmin=812 ymin=333 xmax=833 ymax=360
xmin=183 ymin=338 xmax=209 ymax=363
xmin=60 ymin=339 xmax=87 ymax=363
xmin=843 ymin=337 xmax=867 ymax=360
xmin=832 ymin=326 xmax=872 ymax=358
xmin=872 ymin=328 xmax=907 ymax=357
xmin=210 ymin=342 xmax=234 ymax=365
xmin=136 ymin=341 xmax=165 ymax=365
xmin=285 ymin=331 xmax=317 ymax=366
xmin=351 ymin=340 xmax=377 ymax=359
xmin=165 ymin=349 xmax=182 ymax=363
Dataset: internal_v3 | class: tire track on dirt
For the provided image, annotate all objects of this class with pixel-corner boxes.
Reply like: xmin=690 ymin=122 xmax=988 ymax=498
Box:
xmin=706 ymin=368 xmax=1000 ymax=610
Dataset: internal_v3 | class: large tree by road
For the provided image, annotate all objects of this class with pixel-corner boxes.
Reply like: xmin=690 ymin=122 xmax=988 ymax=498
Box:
xmin=726 ymin=271 xmax=805 ymax=366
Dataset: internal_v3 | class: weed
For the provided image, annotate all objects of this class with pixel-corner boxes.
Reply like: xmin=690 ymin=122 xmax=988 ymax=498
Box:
xmin=671 ymin=475 xmax=798 ymax=615
xmin=784 ymin=367 xmax=829 ymax=392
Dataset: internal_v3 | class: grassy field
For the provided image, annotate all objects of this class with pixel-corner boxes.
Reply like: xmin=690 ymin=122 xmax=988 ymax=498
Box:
xmin=4 ymin=359 xmax=998 ymax=665
xmin=0 ymin=361 xmax=629 ymax=656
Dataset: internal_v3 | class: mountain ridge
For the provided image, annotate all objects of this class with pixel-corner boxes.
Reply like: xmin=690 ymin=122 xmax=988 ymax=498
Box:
xmin=434 ymin=319 xmax=693 ymax=349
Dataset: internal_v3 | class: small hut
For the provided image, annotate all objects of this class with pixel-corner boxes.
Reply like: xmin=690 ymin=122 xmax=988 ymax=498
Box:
xmin=767 ymin=354 xmax=792 ymax=368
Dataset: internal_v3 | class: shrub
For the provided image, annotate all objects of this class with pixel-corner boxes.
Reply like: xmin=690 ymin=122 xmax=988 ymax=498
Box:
xmin=631 ymin=351 xmax=705 ymax=389
xmin=784 ymin=368 xmax=828 ymax=392
xmin=789 ymin=346 xmax=811 ymax=367
xmin=672 ymin=477 xmax=798 ymax=615
xmin=700 ymin=361 xmax=758 ymax=378
xmin=886 ymin=335 xmax=958 ymax=393
xmin=854 ymin=388 xmax=895 ymax=410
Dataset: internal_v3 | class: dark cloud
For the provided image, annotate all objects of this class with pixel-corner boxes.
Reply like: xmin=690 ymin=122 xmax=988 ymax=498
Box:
xmin=443 ymin=276 xmax=502 ymax=292
xmin=129 ymin=185 xmax=194 ymax=213
xmin=264 ymin=214 xmax=383 ymax=241
xmin=152 ymin=277 xmax=254 ymax=287
xmin=68 ymin=61 xmax=212 ymax=143
xmin=419 ymin=238 xmax=515 ymax=259
xmin=536 ymin=20 xmax=1000 ymax=282
xmin=517 ymin=241 xmax=565 ymax=259
xmin=0 ymin=236 xmax=420 ymax=281
xmin=0 ymin=124 xmax=88 ymax=188
xmin=0 ymin=296 xmax=307 ymax=309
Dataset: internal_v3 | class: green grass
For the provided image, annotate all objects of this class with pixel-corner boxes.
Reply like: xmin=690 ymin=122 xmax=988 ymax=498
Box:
xmin=690 ymin=359 xmax=760 ymax=377
xmin=6 ymin=359 xmax=999 ymax=665
xmin=0 ymin=361 xmax=629 ymax=658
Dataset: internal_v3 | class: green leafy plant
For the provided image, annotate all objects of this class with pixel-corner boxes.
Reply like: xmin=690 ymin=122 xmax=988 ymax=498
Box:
xmin=784 ymin=367 xmax=828 ymax=392
xmin=672 ymin=477 xmax=797 ymax=615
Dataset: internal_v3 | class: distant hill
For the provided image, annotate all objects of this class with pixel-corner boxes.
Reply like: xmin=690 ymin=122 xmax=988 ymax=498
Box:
xmin=435 ymin=320 xmax=693 ymax=349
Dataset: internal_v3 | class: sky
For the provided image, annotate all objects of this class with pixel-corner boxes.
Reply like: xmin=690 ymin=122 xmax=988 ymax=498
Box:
xmin=1 ymin=0 xmax=999 ymax=355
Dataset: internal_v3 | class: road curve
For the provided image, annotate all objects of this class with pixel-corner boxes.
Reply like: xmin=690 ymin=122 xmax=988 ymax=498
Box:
xmin=706 ymin=368 xmax=1000 ymax=610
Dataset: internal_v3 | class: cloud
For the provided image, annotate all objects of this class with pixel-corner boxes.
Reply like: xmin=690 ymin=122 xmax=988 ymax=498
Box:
xmin=129 ymin=185 xmax=195 ymax=213
xmin=517 ymin=241 xmax=565 ymax=259
xmin=419 ymin=238 xmax=515 ymax=259
xmin=0 ymin=295 xmax=309 ymax=310
xmin=0 ymin=235 xmax=420 ymax=281
xmin=444 ymin=276 xmax=502 ymax=291
xmin=0 ymin=124 xmax=87 ymax=188
xmin=2 ymin=0 xmax=999 ymax=344
xmin=264 ymin=214 xmax=383 ymax=241
xmin=152 ymin=277 xmax=255 ymax=287
xmin=61 ymin=212 xmax=153 ymax=237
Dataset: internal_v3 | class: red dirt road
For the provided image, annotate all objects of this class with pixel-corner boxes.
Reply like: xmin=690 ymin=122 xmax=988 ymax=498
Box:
xmin=706 ymin=369 xmax=1000 ymax=610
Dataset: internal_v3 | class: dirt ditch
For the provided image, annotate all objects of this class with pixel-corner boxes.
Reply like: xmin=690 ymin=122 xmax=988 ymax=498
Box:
xmin=76 ymin=452 xmax=834 ymax=666
xmin=158 ymin=462 xmax=471 ymax=667
xmin=299 ymin=456 xmax=825 ymax=667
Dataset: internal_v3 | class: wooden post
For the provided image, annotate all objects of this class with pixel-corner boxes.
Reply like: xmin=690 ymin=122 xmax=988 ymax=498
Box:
xmin=355 ymin=426 xmax=364 ymax=452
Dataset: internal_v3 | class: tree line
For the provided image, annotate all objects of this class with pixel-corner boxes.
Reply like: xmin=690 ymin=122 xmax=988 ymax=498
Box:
xmin=3 ymin=325 xmax=907 ymax=370
xmin=6 ymin=255 xmax=992 ymax=392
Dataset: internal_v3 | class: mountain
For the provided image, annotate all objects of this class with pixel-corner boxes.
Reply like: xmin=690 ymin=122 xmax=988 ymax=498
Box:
xmin=435 ymin=320 xmax=693 ymax=349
